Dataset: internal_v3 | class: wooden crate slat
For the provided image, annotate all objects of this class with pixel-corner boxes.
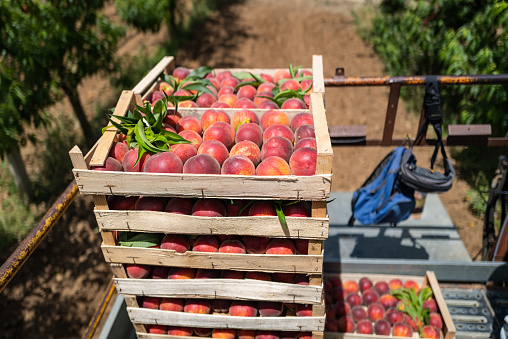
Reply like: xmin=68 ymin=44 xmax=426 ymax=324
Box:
xmin=127 ymin=308 xmax=325 ymax=332
xmin=102 ymin=246 xmax=323 ymax=273
xmin=312 ymin=55 xmax=325 ymax=94
xmin=95 ymin=210 xmax=329 ymax=239
xmin=113 ymin=278 xmax=322 ymax=304
xmin=73 ymin=170 xmax=331 ymax=200
xmin=133 ymin=56 xmax=175 ymax=96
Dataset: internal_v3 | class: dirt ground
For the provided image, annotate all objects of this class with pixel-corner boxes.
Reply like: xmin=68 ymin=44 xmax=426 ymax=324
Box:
xmin=0 ymin=0 xmax=484 ymax=338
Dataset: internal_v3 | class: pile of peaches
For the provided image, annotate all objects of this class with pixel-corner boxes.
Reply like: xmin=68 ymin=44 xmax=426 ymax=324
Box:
xmin=324 ymin=277 xmax=444 ymax=338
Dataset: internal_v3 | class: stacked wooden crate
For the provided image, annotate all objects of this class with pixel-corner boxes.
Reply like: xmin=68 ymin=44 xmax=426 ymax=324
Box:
xmin=70 ymin=55 xmax=333 ymax=339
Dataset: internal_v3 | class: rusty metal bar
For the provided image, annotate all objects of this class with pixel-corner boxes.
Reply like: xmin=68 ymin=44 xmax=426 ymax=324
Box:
xmin=82 ymin=279 xmax=116 ymax=339
xmin=324 ymin=74 xmax=508 ymax=87
xmin=329 ymin=137 xmax=508 ymax=147
xmin=381 ymin=83 xmax=401 ymax=146
xmin=0 ymin=180 xmax=79 ymax=293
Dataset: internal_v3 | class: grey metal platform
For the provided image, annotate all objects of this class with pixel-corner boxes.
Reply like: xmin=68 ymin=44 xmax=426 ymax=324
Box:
xmin=324 ymin=191 xmax=472 ymax=262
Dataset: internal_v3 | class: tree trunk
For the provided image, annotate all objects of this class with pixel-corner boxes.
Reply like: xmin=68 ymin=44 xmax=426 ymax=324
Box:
xmin=61 ymin=82 xmax=95 ymax=147
xmin=6 ymin=149 xmax=34 ymax=203
xmin=168 ymin=0 xmax=178 ymax=40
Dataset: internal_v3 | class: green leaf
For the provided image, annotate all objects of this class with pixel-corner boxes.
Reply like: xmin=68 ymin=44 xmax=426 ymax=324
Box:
xmin=232 ymin=71 xmax=253 ymax=80
xmin=187 ymin=66 xmax=213 ymax=79
xmin=160 ymin=130 xmax=192 ymax=144
xmin=135 ymin=120 xmax=165 ymax=154
xmin=235 ymin=80 xmax=263 ymax=91
xmin=238 ymin=200 xmax=255 ymax=216
xmin=184 ymin=82 xmax=217 ymax=99
xmin=275 ymin=201 xmax=288 ymax=230
xmin=118 ymin=233 xmax=162 ymax=248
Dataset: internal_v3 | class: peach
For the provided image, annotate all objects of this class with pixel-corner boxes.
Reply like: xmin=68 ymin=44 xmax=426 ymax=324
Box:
xmin=198 ymin=140 xmax=230 ymax=166
xmin=161 ymin=234 xmax=190 ymax=253
xmin=108 ymin=142 xmax=128 ymax=164
xmin=168 ymin=326 xmax=193 ymax=336
xmin=219 ymin=239 xmax=246 ymax=253
xmin=263 ymin=124 xmax=294 ymax=143
xmin=172 ymin=66 xmax=191 ymax=83
xmin=272 ymin=272 xmax=295 ymax=283
xmin=174 ymin=89 xmax=192 ymax=97
xmin=221 ymin=155 xmax=256 ymax=175
xmin=147 ymin=324 xmax=168 ymax=334
xmin=404 ymin=314 xmax=422 ymax=331
xmin=242 ymin=235 xmax=270 ymax=254
xmin=125 ymin=264 xmax=151 ymax=279
xmin=325 ymin=318 xmax=339 ymax=332
xmin=151 ymin=90 xmax=165 ymax=104
xmin=289 ymin=147 xmax=316 ymax=176
xmin=389 ymin=278 xmax=403 ymax=290
xmin=107 ymin=195 xmax=138 ymax=210
xmin=298 ymin=332 xmax=311 ymax=339
xmin=294 ymin=304 xmax=311 ymax=317
xmin=236 ymin=123 xmax=263 ymax=147
xmin=386 ymin=308 xmax=404 ymax=324
xmin=196 ymin=92 xmax=217 ymax=108
xmin=122 ymin=148 xmax=150 ymax=172
xmin=254 ymin=91 xmax=274 ymax=107
xmin=249 ymin=201 xmax=277 ymax=216
xmin=421 ymin=325 xmax=440 ymax=338
xmin=164 ymin=110 xmax=182 ymax=128
xmin=261 ymin=136 xmax=294 ymax=163
xmin=218 ymin=86 xmax=235 ymax=97
xmin=346 ymin=293 xmax=362 ymax=307
xmin=337 ymin=315 xmax=355 ymax=333
xmin=429 ymin=312 xmax=443 ymax=330
xmin=194 ymin=328 xmax=213 ymax=337
xmin=216 ymin=70 xmax=233 ymax=83
xmin=234 ymin=97 xmax=257 ymax=109
xmin=150 ymin=266 xmax=169 ymax=279
xmin=213 ymin=329 xmax=236 ymax=339
xmin=192 ymin=199 xmax=226 ymax=217
xmin=203 ymin=121 xmax=235 ymax=150
xmin=258 ymin=301 xmax=283 ymax=317
xmin=334 ymin=301 xmax=350 ymax=317
xmin=192 ymin=235 xmax=220 ymax=252
xmin=367 ymin=302 xmax=385 ymax=321
xmin=219 ymin=93 xmax=238 ymax=108
xmin=362 ymin=289 xmax=379 ymax=305
xmin=351 ymin=305 xmax=367 ymax=322
xmin=221 ymin=270 xmax=245 ymax=279
xmin=329 ymin=277 xmax=343 ymax=288
xmin=293 ymin=274 xmax=309 ymax=285
xmin=283 ymin=201 xmax=311 ymax=217
xmin=183 ymin=154 xmax=221 ymax=174
xmin=211 ymin=299 xmax=231 ymax=313
xmin=392 ymin=322 xmax=413 ymax=337
xmin=295 ymin=239 xmax=309 ymax=255
xmin=196 ymin=268 xmax=221 ymax=279
xmin=165 ymin=197 xmax=194 ymax=215
xmin=238 ymin=330 xmax=257 ymax=339
xmin=201 ymin=109 xmax=231 ymax=132
xmin=237 ymin=85 xmax=257 ymax=101
xmin=343 ymin=280 xmax=359 ymax=294
xmin=331 ymin=287 xmax=347 ymax=302
xmin=274 ymin=69 xmax=291 ymax=84
xmin=245 ymin=271 xmax=271 ymax=281
xmin=168 ymin=267 xmax=196 ymax=279
xmin=294 ymin=124 xmax=315 ymax=143
xmin=229 ymin=300 xmax=258 ymax=317
xmin=258 ymin=100 xmax=279 ymax=109
xmin=379 ymin=293 xmax=397 ymax=309
xmin=176 ymin=116 xmax=202 ymax=134
xmin=266 ymin=239 xmax=296 ymax=255
xmin=356 ymin=319 xmax=373 ymax=335
xmin=280 ymin=79 xmax=300 ymax=91
xmin=374 ymin=280 xmax=390 ymax=295
xmin=225 ymin=199 xmax=250 ymax=217
xmin=256 ymin=156 xmax=291 ymax=176
xmin=170 ymin=143 xmax=197 ymax=164
xmin=423 ymin=298 xmax=438 ymax=313
xmin=207 ymin=77 xmax=220 ymax=90
xmin=258 ymin=81 xmax=276 ymax=93
xmin=260 ymin=73 xmax=275 ymax=83
xmin=404 ymin=279 xmax=419 ymax=290
xmin=142 ymin=296 xmax=161 ymax=309
xmin=260 ymin=109 xmax=290 ymax=130
xmin=300 ymin=79 xmax=313 ymax=92
xmin=290 ymin=112 xmax=314 ymax=131
xmin=135 ymin=196 xmax=169 ymax=211
xmin=230 ymin=140 xmax=261 ymax=166
xmin=221 ymin=76 xmax=240 ymax=88
xmin=143 ymin=152 xmax=183 ymax=173
xmin=296 ymin=69 xmax=313 ymax=78
xmin=212 ymin=101 xmax=232 ymax=108
xmin=92 ymin=156 xmax=123 ymax=172
xmin=281 ymin=98 xmax=306 ymax=110
xmin=374 ymin=319 xmax=391 ymax=335
xmin=231 ymin=109 xmax=259 ymax=129
xmin=184 ymin=299 xmax=211 ymax=314
xmin=179 ymin=129 xmax=203 ymax=149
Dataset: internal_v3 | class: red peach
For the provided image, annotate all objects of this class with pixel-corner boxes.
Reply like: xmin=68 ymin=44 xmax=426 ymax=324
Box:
xmin=300 ymin=79 xmax=313 ymax=92
xmin=219 ymin=239 xmax=246 ymax=253
xmin=351 ymin=305 xmax=367 ymax=322
xmin=294 ymin=239 xmax=309 ymax=255
xmin=294 ymin=124 xmax=315 ymax=143
xmin=245 ymin=271 xmax=271 ymax=281
xmin=221 ymin=270 xmax=245 ymax=279
xmin=346 ymin=293 xmax=362 ymax=307
xmin=257 ymin=81 xmax=276 ymax=93
xmin=289 ymin=147 xmax=317 ymax=176
xmin=218 ymin=86 xmax=235 ymax=97
xmin=258 ymin=100 xmax=280 ymax=109
xmin=362 ymin=289 xmax=380 ymax=305
xmin=216 ymin=70 xmax=233 ymax=83
xmin=274 ymin=70 xmax=291 ymax=84
xmin=203 ymin=121 xmax=235 ymax=150
xmin=272 ymin=272 xmax=295 ymax=283
xmin=172 ymin=67 xmax=191 ymax=82
xmin=237 ymin=85 xmax=257 ymax=101
xmin=261 ymin=136 xmax=294 ymax=163
xmin=343 ymin=280 xmax=359 ymax=294
xmin=194 ymin=328 xmax=213 ymax=337
xmin=221 ymin=155 xmax=256 ymax=175
xmin=356 ymin=319 xmax=373 ymax=334
xmin=184 ymin=298 xmax=211 ymax=314
xmin=374 ymin=281 xmax=390 ymax=295
xmin=147 ymin=324 xmax=168 ymax=334
xmin=92 ymin=156 xmax=124 ymax=172
xmin=229 ymin=300 xmax=258 ymax=317
xmin=164 ymin=110 xmax=182 ymax=128
xmin=280 ymin=331 xmax=298 ymax=339
xmin=281 ymin=79 xmax=300 ymax=91
xmin=211 ymin=101 xmax=232 ymax=108
xmin=325 ymin=317 xmax=338 ymax=332
xmin=150 ymin=266 xmax=169 ymax=279
xmin=332 ymin=287 xmax=347 ymax=302
xmin=196 ymin=268 xmax=221 ymax=279
xmin=179 ymin=129 xmax=203 ymax=149
xmin=429 ymin=312 xmax=443 ymax=330
xmin=125 ymin=264 xmax=151 ymax=279
xmin=170 ymin=143 xmax=197 ymax=164
xmin=404 ymin=314 xmax=422 ymax=331
xmin=266 ymin=239 xmax=296 ymax=255
xmin=423 ymin=298 xmax=438 ymax=313
xmin=385 ymin=308 xmax=404 ymax=325
xmin=374 ymin=319 xmax=391 ymax=335
xmin=108 ymin=142 xmax=128 ymax=164
xmin=143 ymin=152 xmax=183 ymax=173
xmin=234 ymin=97 xmax=257 ymax=109
xmin=389 ymin=278 xmax=403 ymax=290
xmin=404 ymin=279 xmax=419 ymax=290
xmin=107 ymin=195 xmax=138 ymax=210
xmin=142 ymin=296 xmax=161 ymax=309
xmin=225 ymin=199 xmax=250 ymax=217
xmin=296 ymin=304 xmax=312 ymax=317
xmin=196 ymin=92 xmax=217 ymax=108
xmin=249 ymin=201 xmax=277 ymax=216
xmin=379 ymin=293 xmax=398 ymax=309
xmin=329 ymin=277 xmax=343 ymax=288
xmin=260 ymin=110 xmax=290 ymax=130
xmin=213 ymin=328 xmax=236 ymax=339
xmin=192 ymin=199 xmax=226 ymax=217
xmin=242 ymin=235 xmax=270 ymax=254
xmin=258 ymin=301 xmax=284 ymax=317
xmin=255 ymin=331 xmax=279 ymax=339
xmin=281 ymin=98 xmax=306 ymax=110
xmin=392 ymin=322 xmax=413 ymax=337
xmin=151 ymin=90 xmax=165 ymax=104
xmin=198 ymin=140 xmax=230 ymax=165
xmin=219 ymin=93 xmax=238 ymax=108
xmin=179 ymin=100 xmax=198 ymax=108
xmin=221 ymin=76 xmax=240 ymax=88
xmin=135 ymin=196 xmax=169 ymax=211
xmin=176 ymin=116 xmax=202 ymax=134
xmin=236 ymin=122 xmax=264 ymax=147
xmin=367 ymin=302 xmax=385 ymax=321
xmin=256 ymin=156 xmax=291 ymax=176
xmin=337 ymin=315 xmax=355 ymax=333
xmin=231 ymin=109 xmax=260 ymax=129
xmin=421 ymin=325 xmax=440 ymax=338
xmin=165 ymin=197 xmax=195 ymax=215
xmin=183 ymin=154 xmax=221 ymax=174
xmin=211 ymin=299 xmax=231 ymax=313
xmin=168 ymin=267 xmax=196 ymax=279
xmin=192 ymin=235 xmax=220 ymax=252
xmin=260 ymin=74 xmax=275 ymax=83
xmin=174 ymin=89 xmax=192 ymax=97
xmin=201 ymin=109 xmax=231 ymax=132
xmin=334 ymin=300 xmax=351 ymax=317
xmin=282 ymin=201 xmax=311 ymax=217
xmin=168 ymin=326 xmax=193 ymax=336
xmin=161 ymin=234 xmax=190 ymax=253
xmin=230 ymin=140 xmax=261 ymax=166
xmin=254 ymin=91 xmax=274 ymax=107
xmin=263 ymin=124 xmax=294 ymax=144
xmin=207 ymin=77 xmax=220 ymax=90
xmin=122 ymin=148 xmax=150 ymax=172
xmin=238 ymin=330 xmax=256 ymax=339
xmin=296 ymin=69 xmax=313 ymax=78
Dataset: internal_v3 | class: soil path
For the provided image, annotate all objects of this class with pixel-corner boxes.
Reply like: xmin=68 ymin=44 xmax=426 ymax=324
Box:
xmin=0 ymin=1 xmax=483 ymax=338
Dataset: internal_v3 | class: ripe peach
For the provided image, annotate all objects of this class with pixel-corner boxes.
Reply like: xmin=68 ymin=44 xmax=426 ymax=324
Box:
xmin=423 ymin=298 xmax=438 ymax=313
xmin=197 ymin=140 xmax=230 ymax=166
xmin=192 ymin=235 xmax=220 ymax=252
xmin=211 ymin=299 xmax=231 ymax=313
xmin=225 ymin=199 xmax=250 ymax=217
xmin=429 ymin=312 xmax=443 ymax=330
xmin=242 ymin=235 xmax=270 ymax=254
xmin=108 ymin=142 xmax=128 ymax=164
xmin=325 ymin=317 xmax=339 ymax=332
xmin=362 ymin=289 xmax=379 ymax=305
xmin=272 ymin=272 xmax=295 ymax=283
xmin=367 ymin=302 xmax=385 ymax=321
xmin=294 ymin=124 xmax=315 ymax=143
xmin=334 ymin=301 xmax=350 ymax=317
xmin=165 ymin=197 xmax=194 ymax=215
xmin=179 ymin=129 xmax=203 ymax=149
xmin=294 ymin=274 xmax=309 ymax=285
xmin=421 ymin=325 xmax=440 ymax=338
xmin=296 ymin=69 xmax=313 ymax=78
xmin=343 ymin=280 xmax=359 ymax=294
xmin=173 ymin=67 xmax=191 ymax=83
xmin=404 ymin=314 xmax=422 ymax=331
xmin=263 ymin=124 xmax=294 ymax=144
xmin=126 ymin=264 xmax=151 ymax=279
xmin=260 ymin=109 xmax=290 ymax=130
xmin=170 ymin=143 xmax=197 ymax=164
xmin=281 ymin=79 xmax=300 ymax=91
xmin=147 ymin=324 xmax=168 ymax=334
xmin=249 ymin=201 xmax=277 ymax=216
xmin=236 ymin=122 xmax=264 ymax=147
xmin=150 ymin=266 xmax=169 ymax=279
xmin=164 ymin=110 xmax=182 ymax=128
xmin=392 ymin=322 xmax=413 ymax=337
xmin=216 ymin=70 xmax=233 ymax=83
xmin=229 ymin=300 xmax=258 ymax=317
xmin=196 ymin=268 xmax=221 ymax=279
xmin=213 ymin=329 xmax=236 ymax=339
xmin=192 ymin=199 xmax=226 ymax=217
xmin=184 ymin=299 xmax=211 ymax=314
xmin=261 ymin=136 xmax=293 ymax=163
xmin=295 ymin=239 xmax=309 ymax=255
xmin=245 ymin=271 xmax=271 ymax=281
xmin=254 ymin=91 xmax=274 ymax=107
xmin=196 ymin=92 xmax=217 ymax=108
xmin=257 ymin=81 xmax=276 ymax=93
xmin=266 ymin=239 xmax=296 ymax=255
xmin=289 ymin=147 xmax=316 ymax=176
xmin=107 ymin=195 xmax=138 ymax=210
xmin=142 ymin=296 xmax=161 ymax=309
xmin=256 ymin=156 xmax=291 ymax=176
xmin=237 ymin=85 xmax=257 ymax=101
xmin=168 ymin=267 xmax=196 ymax=279
xmin=161 ymin=234 xmax=190 ymax=253
xmin=389 ymin=278 xmax=403 ymax=290
xmin=385 ymin=308 xmax=404 ymax=325
xmin=221 ymin=155 xmax=256 ymax=175
xmin=345 ymin=293 xmax=362 ymax=307
xmin=337 ymin=315 xmax=355 ymax=333
xmin=219 ymin=93 xmax=238 ymax=108
xmin=218 ymin=86 xmax=235 ymax=97
xmin=151 ymin=90 xmax=165 ymax=104
xmin=194 ymin=328 xmax=213 ymax=337
xmin=179 ymin=100 xmax=198 ymax=108
xmin=168 ymin=326 xmax=193 ymax=336
xmin=230 ymin=140 xmax=261 ymax=166
xmin=212 ymin=101 xmax=232 ymax=108
xmin=92 ymin=156 xmax=123 ymax=172
xmin=404 ymin=279 xmax=419 ymax=290
xmin=219 ymin=239 xmax=246 ymax=253
xmin=281 ymin=98 xmax=306 ymax=110
xmin=203 ymin=121 xmax=236 ymax=150
xmin=207 ymin=76 xmax=220 ymax=90
xmin=274 ymin=70 xmax=291 ymax=84
xmin=135 ymin=196 xmax=169 ymax=211
xmin=351 ymin=305 xmax=367 ymax=322
xmin=379 ymin=293 xmax=397 ymax=309
xmin=374 ymin=319 xmax=391 ymax=335
xmin=183 ymin=154 xmax=221 ymax=174
xmin=260 ymin=73 xmax=275 ymax=83
xmin=234 ymin=97 xmax=257 ymax=109
xmin=290 ymin=112 xmax=314 ymax=131
xmin=201 ymin=109 xmax=231 ymax=132
xmin=258 ymin=301 xmax=283 ymax=317
xmin=258 ymin=100 xmax=279 ymax=109
xmin=356 ymin=319 xmax=373 ymax=334
xmin=143 ymin=152 xmax=183 ymax=173
xmin=174 ymin=89 xmax=192 ymax=97
xmin=231 ymin=109 xmax=259 ymax=129
xmin=221 ymin=76 xmax=240 ymax=88
xmin=176 ymin=116 xmax=202 ymax=134
xmin=374 ymin=280 xmax=390 ymax=295
xmin=329 ymin=277 xmax=343 ymax=288
xmin=296 ymin=304 xmax=312 ymax=317
xmin=331 ymin=287 xmax=347 ymax=302
xmin=122 ymin=148 xmax=150 ymax=172
xmin=300 ymin=79 xmax=313 ymax=92
xmin=282 ymin=201 xmax=311 ymax=217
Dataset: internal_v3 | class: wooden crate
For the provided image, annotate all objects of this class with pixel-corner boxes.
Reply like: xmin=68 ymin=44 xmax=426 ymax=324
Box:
xmin=69 ymin=55 xmax=332 ymax=338
xmin=323 ymin=271 xmax=456 ymax=339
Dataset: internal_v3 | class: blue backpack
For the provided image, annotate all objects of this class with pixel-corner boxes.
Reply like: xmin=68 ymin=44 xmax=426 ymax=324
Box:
xmin=348 ymin=146 xmax=416 ymax=226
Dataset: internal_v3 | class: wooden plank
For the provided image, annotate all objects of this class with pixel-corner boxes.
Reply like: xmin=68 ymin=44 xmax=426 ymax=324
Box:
xmin=109 ymin=263 xmax=127 ymax=279
xmin=177 ymin=107 xmax=309 ymax=120
xmin=94 ymin=210 xmax=329 ymax=239
xmin=113 ymin=278 xmax=323 ymax=304
xmin=89 ymin=90 xmax=135 ymax=167
xmin=133 ymin=56 xmax=175 ymax=96
xmin=212 ymin=68 xmax=311 ymax=78
xmin=127 ymin=308 xmax=325 ymax=331
xmin=101 ymin=246 xmax=323 ymax=274
xmin=312 ymin=55 xmax=325 ymax=94
xmin=310 ymin=92 xmax=333 ymax=177
xmin=73 ymin=170 xmax=332 ymax=201
xmin=312 ymin=331 xmax=324 ymax=339
xmin=425 ymin=271 xmax=456 ymax=339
